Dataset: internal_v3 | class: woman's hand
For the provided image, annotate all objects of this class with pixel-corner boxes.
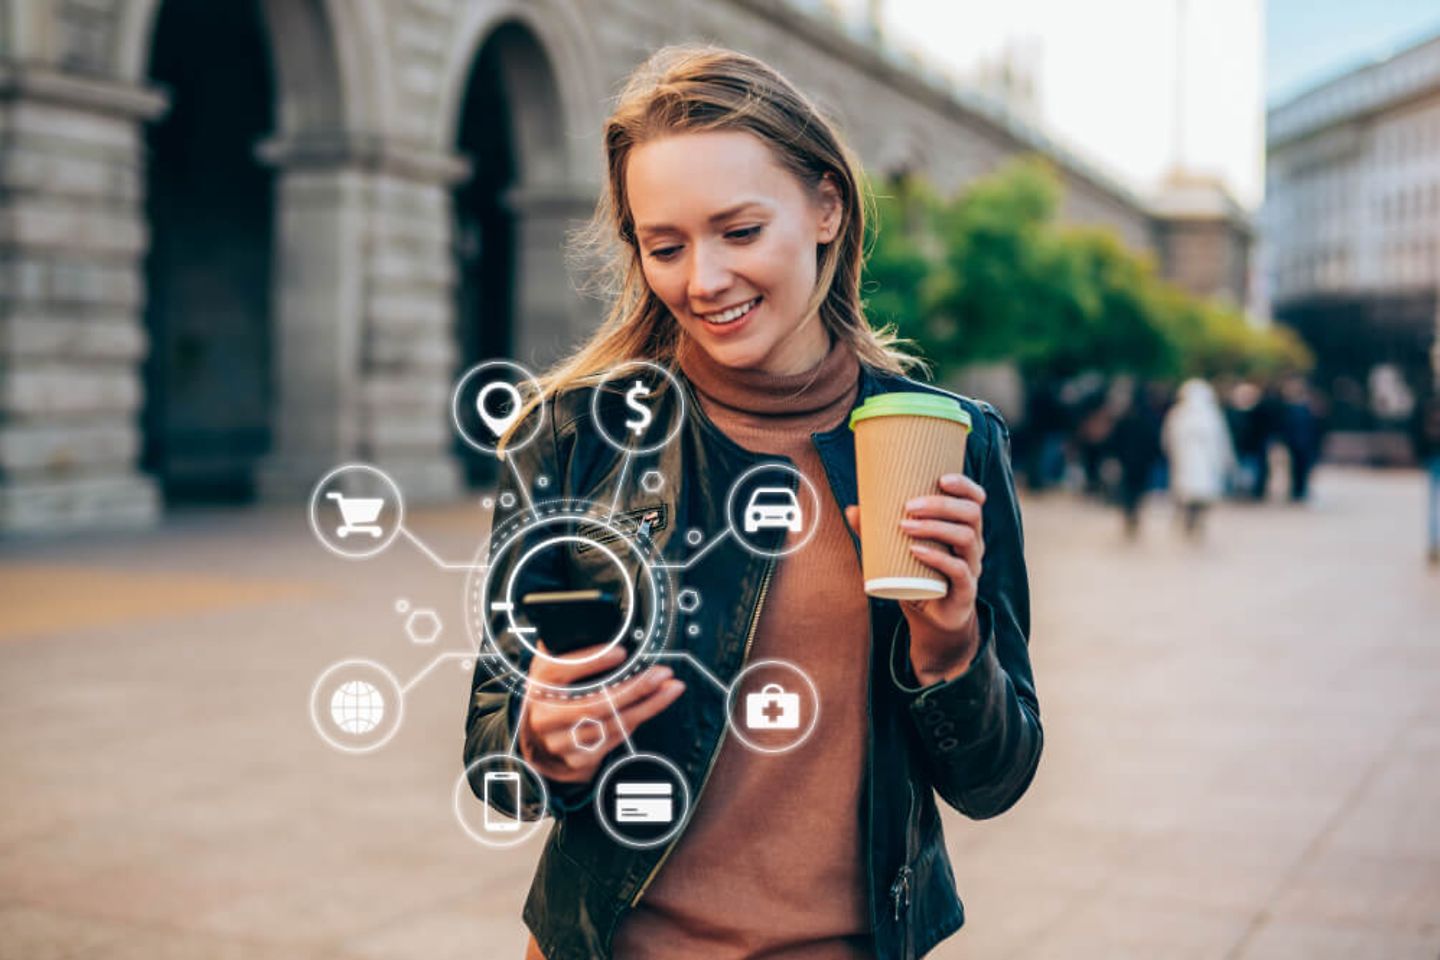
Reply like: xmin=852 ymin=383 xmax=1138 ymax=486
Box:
xmin=845 ymin=472 xmax=986 ymax=686
xmin=518 ymin=643 xmax=686 ymax=784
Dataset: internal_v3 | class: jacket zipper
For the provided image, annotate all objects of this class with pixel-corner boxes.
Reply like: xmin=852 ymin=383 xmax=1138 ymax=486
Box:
xmin=629 ymin=554 xmax=777 ymax=907
xmin=889 ymin=780 xmax=920 ymax=957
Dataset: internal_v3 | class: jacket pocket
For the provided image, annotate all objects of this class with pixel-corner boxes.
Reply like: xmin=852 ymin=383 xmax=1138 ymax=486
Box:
xmin=574 ymin=504 xmax=668 ymax=554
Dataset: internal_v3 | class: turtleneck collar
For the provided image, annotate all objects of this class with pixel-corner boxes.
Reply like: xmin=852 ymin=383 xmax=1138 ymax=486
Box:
xmin=677 ymin=332 xmax=861 ymax=420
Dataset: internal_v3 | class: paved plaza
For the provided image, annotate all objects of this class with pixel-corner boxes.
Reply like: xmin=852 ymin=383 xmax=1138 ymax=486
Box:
xmin=1 ymin=467 xmax=1437 ymax=959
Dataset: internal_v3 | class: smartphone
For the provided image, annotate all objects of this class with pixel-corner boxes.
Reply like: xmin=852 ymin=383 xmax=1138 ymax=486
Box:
xmin=519 ymin=589 xmax=626 ymax=656
xmin=483 ymin=770 xmax=521 ymax=832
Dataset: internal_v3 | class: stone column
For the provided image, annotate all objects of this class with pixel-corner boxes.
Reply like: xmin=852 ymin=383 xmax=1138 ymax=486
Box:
xmin=505 ymin=184 xmax=600 ymax=369
xmin=0 ymin=67 xmax=166 ymax=535
xmin=256 ymin=134 xmax=470 ymax=503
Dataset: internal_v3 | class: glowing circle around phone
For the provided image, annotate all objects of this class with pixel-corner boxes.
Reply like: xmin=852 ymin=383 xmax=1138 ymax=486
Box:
xmin=504 ymin=535 xmax=636 ymax=666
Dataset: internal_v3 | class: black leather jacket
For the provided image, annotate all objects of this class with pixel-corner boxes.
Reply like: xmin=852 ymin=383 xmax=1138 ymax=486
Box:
xmin=464 ymin=363 xmax=1043 ymax=960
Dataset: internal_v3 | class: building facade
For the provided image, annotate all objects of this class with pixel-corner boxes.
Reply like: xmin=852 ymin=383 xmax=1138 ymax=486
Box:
xmin=0 ymin=0 xmax=1160 ymax=534
xmin=1265 ymin=30 xmax=1440 ymax=434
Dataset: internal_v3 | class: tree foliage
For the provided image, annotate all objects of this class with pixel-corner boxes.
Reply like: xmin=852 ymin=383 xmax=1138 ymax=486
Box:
xmin=862 ymin=157 xmax=1312 ymax=384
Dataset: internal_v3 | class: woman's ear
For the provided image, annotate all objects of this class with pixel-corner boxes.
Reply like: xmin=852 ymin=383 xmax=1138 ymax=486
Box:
xmin=815 ymin=172 xmax=843 ymax=245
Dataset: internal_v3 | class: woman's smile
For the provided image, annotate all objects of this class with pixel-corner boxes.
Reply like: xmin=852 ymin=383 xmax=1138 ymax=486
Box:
xmin=694 ymin=295 xmax=762 ymax=335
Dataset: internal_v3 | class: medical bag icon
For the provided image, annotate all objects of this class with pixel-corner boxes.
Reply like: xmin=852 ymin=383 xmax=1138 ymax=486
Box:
xmin=745 ymin=683 xmax=800 ymax=730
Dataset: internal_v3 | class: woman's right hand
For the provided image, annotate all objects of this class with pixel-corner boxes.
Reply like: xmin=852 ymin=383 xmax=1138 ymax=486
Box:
xmin=518 ymin=643 xmax=686 ymax=784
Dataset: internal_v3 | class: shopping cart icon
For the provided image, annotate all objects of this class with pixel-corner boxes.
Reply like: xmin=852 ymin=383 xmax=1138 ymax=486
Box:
xmin=326 ymin=491 xmax=386 ymax=539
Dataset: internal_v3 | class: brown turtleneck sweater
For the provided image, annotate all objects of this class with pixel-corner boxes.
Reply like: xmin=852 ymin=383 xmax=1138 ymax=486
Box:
xmin=609 ymin=336 xmax=874 ymax=959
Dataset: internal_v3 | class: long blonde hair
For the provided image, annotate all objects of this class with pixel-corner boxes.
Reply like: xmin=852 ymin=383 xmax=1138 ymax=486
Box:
xmin=498 ymin=44 xmax=924 ymax=455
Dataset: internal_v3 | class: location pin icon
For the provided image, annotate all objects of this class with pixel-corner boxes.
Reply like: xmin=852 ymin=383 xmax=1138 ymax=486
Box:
xmin=476 ymin=381 xmax=523 ymax=436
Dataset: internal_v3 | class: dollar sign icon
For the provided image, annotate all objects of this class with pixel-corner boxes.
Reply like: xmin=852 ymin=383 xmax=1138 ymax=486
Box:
xmin=624 ymin=380 xmax=653 ymax=437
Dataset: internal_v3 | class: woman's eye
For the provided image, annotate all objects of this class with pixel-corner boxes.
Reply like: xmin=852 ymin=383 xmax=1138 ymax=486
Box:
xmin=648 ymin=246 xmax=681 ymax=261
xmin=726 ymin=226 xmax=762 ymax=241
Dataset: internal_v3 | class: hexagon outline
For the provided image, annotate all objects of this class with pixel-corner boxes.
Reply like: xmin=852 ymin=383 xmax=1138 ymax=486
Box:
xmin=405 ymin=608 xmax=442 ymax=645
xmin=571 ymin=717 xmax=606 ymax=753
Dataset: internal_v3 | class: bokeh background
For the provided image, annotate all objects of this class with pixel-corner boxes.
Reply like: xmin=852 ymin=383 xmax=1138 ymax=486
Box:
xmin=2 ymin=1 xmax=1438 ymax=957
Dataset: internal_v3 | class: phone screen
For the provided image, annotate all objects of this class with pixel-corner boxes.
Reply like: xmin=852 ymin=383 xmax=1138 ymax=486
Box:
xmin=483 ymin=771 xmax=521 ymax=832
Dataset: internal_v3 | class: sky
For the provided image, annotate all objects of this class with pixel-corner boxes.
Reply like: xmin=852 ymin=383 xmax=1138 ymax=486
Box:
xmin=872 ymin=0 xmax=1440 ymax=210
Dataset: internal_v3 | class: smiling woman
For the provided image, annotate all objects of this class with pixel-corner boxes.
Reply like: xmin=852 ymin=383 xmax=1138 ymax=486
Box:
xmin=468 ymin=44 xmax=1043 ymax=960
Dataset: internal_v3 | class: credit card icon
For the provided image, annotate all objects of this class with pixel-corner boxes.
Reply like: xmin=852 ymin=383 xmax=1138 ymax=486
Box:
xmin=615 ymin=781 xmax=673 ymax=824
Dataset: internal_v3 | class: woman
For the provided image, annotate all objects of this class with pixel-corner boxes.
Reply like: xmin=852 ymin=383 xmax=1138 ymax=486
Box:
xmin=464 ymin=45 xmax=1042 ymax=960
xmin=1161 ymin=378 xmax=1236 ymax=538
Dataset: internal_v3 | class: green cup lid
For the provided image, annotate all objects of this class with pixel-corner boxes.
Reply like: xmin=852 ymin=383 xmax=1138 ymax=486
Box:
xmin=849 ymin=392 xmax=972 ymax=430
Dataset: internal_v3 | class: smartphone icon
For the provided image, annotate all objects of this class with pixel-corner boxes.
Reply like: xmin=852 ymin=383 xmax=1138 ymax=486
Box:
xmin=483 ymin=770 xmax=521 ymax=833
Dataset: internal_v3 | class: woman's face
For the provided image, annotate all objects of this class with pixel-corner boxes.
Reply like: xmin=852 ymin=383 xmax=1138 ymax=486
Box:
xmin=625 ymin=130 xmax=841 ymax=376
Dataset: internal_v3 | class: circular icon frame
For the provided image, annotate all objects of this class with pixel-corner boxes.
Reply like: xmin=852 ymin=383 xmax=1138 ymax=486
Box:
xmin=724 ymin=462 xmax=823 ymax=558
xmin=724 ymin=658 xmax=821 ymax=755
xmin=308 ymin=464 xmax=405 ymax=560
xmin=452 ymin=359 xmax=546 ymax=456
xmin=453 ymin=753 xmax=551 ymax=848
xmin=588 ymin=360 xmax=687 ymax=455
xmin=593 ymin=752 xmax=692 ymax=850
xmin=309 ymin=658 xmax=406 ymax=754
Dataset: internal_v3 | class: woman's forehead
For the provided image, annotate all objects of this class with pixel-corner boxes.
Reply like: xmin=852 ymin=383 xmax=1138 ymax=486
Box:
xmin=627 ymin=130 xmax=798 ymax=232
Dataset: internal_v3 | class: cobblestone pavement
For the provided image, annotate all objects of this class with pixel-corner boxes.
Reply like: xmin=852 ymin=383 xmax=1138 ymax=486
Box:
xmin=2 ymin=467 xmax=1437 ymax=959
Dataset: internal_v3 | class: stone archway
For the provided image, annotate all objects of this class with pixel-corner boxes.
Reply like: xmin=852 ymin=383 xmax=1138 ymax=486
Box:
xmin=443 ymin=0 xmax=603 ymax=395
xmin=451 ymin=21 xmax=570 ymax=487
xmin=141 ymin=0 xmax=277 ymax=502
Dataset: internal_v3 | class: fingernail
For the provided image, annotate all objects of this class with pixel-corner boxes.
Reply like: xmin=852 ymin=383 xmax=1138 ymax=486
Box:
xmin=942 ymin=474 xmax=962 ymax=485
xmin=905 ymin=498 xmax=922 ymax=511
xmin=654 ymin=667 xmax=673 ymax=682
xmin=900 ymin=518 xmax=918 ymax=528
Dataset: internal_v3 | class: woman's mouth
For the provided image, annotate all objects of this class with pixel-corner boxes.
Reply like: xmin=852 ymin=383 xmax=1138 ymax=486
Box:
xmin=695 ymin=296 xmax=761 ymax=333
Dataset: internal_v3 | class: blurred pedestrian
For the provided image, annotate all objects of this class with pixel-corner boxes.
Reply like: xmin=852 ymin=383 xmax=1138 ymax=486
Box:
xmin=1415 ymin=391 xmax=1440 ymax=566
xmin=1108 ymin=381 xmax=1162 ymax=538
xmin=1162 ymin=379 xmax=1236 ymax=539
xmin=1280 ymin=378 xmax=1324 ymax=502
xmin=1226 ymin=381 xmax=1280 ymax=500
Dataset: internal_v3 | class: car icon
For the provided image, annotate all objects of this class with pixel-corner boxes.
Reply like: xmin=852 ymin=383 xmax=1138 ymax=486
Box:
xmin=744 ymin=487 xmax=803 ymax=533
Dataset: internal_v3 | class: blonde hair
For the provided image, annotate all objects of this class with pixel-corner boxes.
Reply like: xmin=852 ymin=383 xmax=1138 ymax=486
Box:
xmin=498 ymin=44 xmax=924 ymax=455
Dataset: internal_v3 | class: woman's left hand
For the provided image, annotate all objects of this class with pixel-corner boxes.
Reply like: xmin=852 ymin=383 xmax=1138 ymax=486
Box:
xmin=845 ymin=473 xmax=986 ymax=686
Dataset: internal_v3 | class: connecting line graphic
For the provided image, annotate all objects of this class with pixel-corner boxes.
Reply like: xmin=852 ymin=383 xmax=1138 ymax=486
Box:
xmin=508 ymin=694 xmax=532 ymax=757
xmin=505 ymin=456 xmax=541 ymax=519
xmin=607 ymin=450 xmax=633 ymax=521
xmin=399 ymin=526 xmax=489 ymax=572
xmin=652 ymin=651 xmax=729 ymax=696
xmin=655 ymin=527 xmax=733 ymax=571
xmin=600 ymin=685 xmax=639 ymax=756
xmin=399 ymin=650 xmax=498 ymax=695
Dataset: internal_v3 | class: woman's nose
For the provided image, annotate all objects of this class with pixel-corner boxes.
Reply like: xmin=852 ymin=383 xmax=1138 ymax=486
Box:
xmin=686 ymin=243 xmax=732 ymax=304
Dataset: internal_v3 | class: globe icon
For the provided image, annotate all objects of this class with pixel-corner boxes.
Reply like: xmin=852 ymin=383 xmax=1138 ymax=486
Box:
xmin=330 ymin=680 xmax=385 ymax=735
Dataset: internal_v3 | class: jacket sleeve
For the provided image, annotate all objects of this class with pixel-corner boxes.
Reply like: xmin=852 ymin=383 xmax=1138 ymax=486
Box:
xmin=889 ymin=403 xmax=1043 ymax=819
xmin=461 ymin=402 xmax=594 ymax=820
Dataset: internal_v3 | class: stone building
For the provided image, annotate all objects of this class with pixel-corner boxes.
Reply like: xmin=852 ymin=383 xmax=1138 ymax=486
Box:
xmin=1265 ymin=29 xmax=1440 ymax=433
xmin=0 ymin=0 xmax=1160 ymax=534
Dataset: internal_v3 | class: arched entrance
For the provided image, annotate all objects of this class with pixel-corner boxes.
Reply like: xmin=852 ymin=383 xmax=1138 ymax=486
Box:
xmin=141 ymin=0 xmax=275 ymax=502
xmin=452 ymin=21 xmax=568 ymax=488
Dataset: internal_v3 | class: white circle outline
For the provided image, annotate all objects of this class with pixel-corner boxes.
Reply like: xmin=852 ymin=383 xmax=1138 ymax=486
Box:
xmin=589 ymin=360 xmax=687 ymax=455
xmin=724 ymin=462 xmax=823 ymax=558
xmin=473 ymin=506 xmax=668 ymax=697
xmin=724 ymin=658 xmax=821 ymax=755
xmin=451 ymin=359 xmax=545 ymax=455
xmin=593 ymin=752 xmax=692 ymax=850
xmin=309 ymin=659 xmax=406 ymax=754
xmin=308 ymin=463 xmax=405 ymax=560
xmin=504 ymin=534 xmax=636 ymax=666
xmin=452 ymin=753 xmax=550 ymax=849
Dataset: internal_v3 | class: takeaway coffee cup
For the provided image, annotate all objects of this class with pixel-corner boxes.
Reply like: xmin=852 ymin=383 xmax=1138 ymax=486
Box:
xmin=849 ymin=393 xmax=973 ymax=600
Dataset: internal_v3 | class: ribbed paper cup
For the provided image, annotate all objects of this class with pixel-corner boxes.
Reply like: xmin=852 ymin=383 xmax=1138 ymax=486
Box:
xmin=849 ymin=394 xmax=972 ymax=600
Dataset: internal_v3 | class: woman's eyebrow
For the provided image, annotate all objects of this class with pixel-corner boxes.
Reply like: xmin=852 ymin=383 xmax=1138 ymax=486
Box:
xmin=635 ymin=200 xmax=771 ymax=238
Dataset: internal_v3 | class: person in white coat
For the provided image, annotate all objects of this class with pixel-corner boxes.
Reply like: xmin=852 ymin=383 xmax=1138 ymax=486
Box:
xmin=1162 ymin=379 xmax=1237 ymax=538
